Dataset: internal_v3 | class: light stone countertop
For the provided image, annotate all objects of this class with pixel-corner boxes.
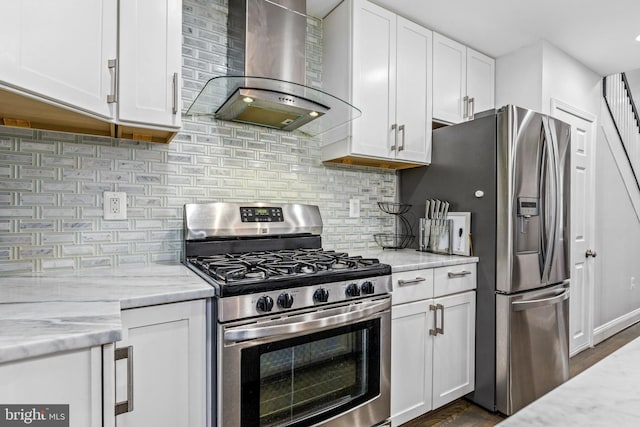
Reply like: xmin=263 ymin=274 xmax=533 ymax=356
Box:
xmin=0 ymin=254 xmax=475 ymax=364
xmin=0 ymin=263 xmax=215 ymax=364
xmin=355 ymin=248 xmax=478 ymax=272
xmin=498 ymin=336 xmax=640 ymax=426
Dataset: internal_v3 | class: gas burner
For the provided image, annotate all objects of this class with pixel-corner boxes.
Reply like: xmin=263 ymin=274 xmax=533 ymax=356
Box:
xmin=187 ymin=248 xmax=385 ymax=287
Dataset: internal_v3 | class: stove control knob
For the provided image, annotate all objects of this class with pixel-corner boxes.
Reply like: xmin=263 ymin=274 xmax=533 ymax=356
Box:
xmin=313 ymin=288 xmax=330 ymax=303
xmin=361 ymin=281 xmax=375 ymax=295
xmin=256 ymin=295 xmax=274 ymax=312
xmin=277 ymin=293 xmax=294 ymax=309
xmin=345 ymin=283 xmax=361 ymax=297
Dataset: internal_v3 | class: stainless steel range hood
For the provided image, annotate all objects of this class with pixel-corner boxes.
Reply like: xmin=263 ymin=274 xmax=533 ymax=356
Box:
xmin=185 ymin=0 xmax=360 ymax=137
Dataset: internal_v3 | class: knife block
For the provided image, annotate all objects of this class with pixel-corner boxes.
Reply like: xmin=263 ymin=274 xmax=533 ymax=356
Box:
xmin=419 ymin=218 xmax=452 ymax=254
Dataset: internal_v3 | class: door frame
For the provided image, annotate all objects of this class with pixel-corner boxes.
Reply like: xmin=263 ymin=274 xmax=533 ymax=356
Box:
xmin=550 ymin=98 xmax=597 ymax=355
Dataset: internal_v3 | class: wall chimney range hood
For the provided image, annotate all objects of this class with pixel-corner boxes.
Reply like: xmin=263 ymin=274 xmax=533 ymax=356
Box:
xmin=186 ymin=0 xmax=361 ymax=137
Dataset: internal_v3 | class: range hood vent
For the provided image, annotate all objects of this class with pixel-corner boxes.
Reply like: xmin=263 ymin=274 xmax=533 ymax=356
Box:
xmin=185 ymin=0 xmax=361 ymax=137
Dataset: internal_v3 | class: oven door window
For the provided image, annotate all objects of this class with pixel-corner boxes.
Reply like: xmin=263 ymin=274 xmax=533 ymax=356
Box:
xmin=240 ymin=319 xmax=381 ymax=427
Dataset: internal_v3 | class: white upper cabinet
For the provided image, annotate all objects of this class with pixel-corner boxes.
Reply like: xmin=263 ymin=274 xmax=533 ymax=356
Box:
xmin=433 ymin=33 xmax=495 ymax=124
xmin=0 ymin=0 xmax=181 ymax=143
xmin=118 ymin=0 xmax=182 ymax=129
xmin=466 ymin=48 xmax=496 ymax=116
xmin=322 ymin=0 xmax=432 ymax=169
xmin=395 ymin=17 xmax=433 ymax=163
xmin=0 ymin=0 xmax=117 ymax=119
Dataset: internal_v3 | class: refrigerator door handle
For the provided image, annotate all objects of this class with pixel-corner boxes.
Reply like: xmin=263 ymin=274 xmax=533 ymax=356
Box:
xmin=511 ymin=289 xmax=569 ymax=311
xmin=540 ymin=117 xmax=558 ymax=282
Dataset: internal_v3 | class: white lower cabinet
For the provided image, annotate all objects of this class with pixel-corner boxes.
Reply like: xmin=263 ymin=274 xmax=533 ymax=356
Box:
xmin=431 ymin=292 xmax=476 ymax=409
xmin=105 ymin=299 xmax=207 ymax=427
xmin=391 ymin=264 xmax=476 ymax=426
xmin=0 ymin=347 xmax=103 ymax=427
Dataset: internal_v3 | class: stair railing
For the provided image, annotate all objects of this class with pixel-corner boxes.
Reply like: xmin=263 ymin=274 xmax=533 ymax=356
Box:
xmin=603 ymin=72 xmax=640 ymax=193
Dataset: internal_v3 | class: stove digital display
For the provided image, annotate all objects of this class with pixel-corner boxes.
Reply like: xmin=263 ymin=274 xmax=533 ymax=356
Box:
xmin=240 ymin=207 xmax=284 ymax=222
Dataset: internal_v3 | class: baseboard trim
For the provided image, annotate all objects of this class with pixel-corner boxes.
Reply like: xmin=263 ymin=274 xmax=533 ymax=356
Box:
xmin=592 ymin=307 xmax=640 ymax=345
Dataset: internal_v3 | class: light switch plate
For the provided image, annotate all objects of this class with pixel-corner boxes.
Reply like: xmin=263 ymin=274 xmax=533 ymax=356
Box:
xmin=104 ymin=191 xmax=127 ymax=220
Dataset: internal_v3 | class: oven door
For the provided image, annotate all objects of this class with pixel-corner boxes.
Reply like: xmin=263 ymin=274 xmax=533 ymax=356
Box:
xmin=219 ymin=297 xmax=391 ymax=427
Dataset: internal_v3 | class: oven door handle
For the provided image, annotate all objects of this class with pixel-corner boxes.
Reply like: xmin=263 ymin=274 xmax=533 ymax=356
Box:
xmin=224 ymin=300 xmax=391 ymax=343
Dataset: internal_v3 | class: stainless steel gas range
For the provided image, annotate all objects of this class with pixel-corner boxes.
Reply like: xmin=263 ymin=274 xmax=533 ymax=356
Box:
xmin=183 ymin=202 xmax=392 ymax=427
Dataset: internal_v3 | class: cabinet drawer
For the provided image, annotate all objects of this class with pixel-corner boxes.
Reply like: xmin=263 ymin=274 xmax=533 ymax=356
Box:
xmin=392 ymin=269 xmax=434 ymax=305
xmin=434 ymin=263 xmax=477 ymax=297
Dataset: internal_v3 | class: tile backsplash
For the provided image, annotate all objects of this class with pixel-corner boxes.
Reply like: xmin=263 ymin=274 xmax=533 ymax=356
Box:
xmin=0 ymin=0 xmax=396 ymax=273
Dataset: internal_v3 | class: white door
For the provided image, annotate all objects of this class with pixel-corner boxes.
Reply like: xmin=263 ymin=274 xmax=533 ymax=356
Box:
xmin=431 ymin=291 xmax=476 ymax=409
xmin=351 ymin=0 xmax=396 ymax=158
xmin=551 ymin=99 xmax=597 ymax=356
xmin=395 ymin=17 xmax=432 ymax=164
xmin=113 ymin=301 xmax=206 ymax=427
xmin=432 ymin=33 xmax=466 ymax=124
xmin=466 ymin=48 xmax=495 ymax=118
xmin=118 ymin=0 xmax=182 ymax=128
xmin=0 ymin=0 xmax=116 ymax=119
xmin=390 ymin=300 xmax=433 ymax=426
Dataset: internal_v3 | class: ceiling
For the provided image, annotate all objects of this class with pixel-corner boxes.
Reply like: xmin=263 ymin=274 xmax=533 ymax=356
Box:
xmin=307 ymin=0 xmax=640 ymax=76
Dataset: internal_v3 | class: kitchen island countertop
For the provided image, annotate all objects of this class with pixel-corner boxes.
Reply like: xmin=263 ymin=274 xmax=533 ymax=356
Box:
xmin=498 ymin=335 xmax=640 ymax=426
xmin=0 ymin=263 xmax=215 ymax=364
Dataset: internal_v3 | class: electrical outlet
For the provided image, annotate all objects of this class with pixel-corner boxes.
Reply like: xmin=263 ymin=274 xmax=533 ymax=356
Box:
xmin=349 ymin=199 xmax=360 ymax=218
xmin=631 ymin=277 xmax=636 ymax=290
xmin=104 ymin=191 xmax=127 ymax=220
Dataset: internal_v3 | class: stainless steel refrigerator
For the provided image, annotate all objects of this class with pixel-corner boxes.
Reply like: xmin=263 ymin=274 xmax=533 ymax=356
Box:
xmin=399 ymin=105 xmax=571 ymax=415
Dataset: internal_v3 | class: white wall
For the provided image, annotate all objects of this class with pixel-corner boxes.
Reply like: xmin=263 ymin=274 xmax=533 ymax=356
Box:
xmin=496 ymin=40 xmax=601 ymax=116
xmin=541 ymin=41 xmax=601 ymax=117
xmin=593 ymin=103 xmax=640 ymax=341
xmin=495 ymin=42 xmax=543 ymax=111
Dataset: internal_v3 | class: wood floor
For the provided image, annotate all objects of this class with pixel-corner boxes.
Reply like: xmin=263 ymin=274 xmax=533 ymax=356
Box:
xmin=402 ymin=321 xmax=640 ymax=427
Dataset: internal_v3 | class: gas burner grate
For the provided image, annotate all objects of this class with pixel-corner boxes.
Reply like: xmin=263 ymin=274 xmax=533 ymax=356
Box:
xmin=188 ymin=249 xmax=382 ymax=284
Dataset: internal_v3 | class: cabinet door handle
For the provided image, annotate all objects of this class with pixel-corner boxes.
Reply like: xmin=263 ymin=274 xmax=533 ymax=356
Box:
xmin=114 ymin=346 xmax=134 ymax=415
xmin=390 ymin=123 xmax=397 ymax=151
xmin=436 ymin=303 xmax=445 ymax=335
xmin=448 ymin=270 xmax=472 ymax=278
xmin=468 ymin=97 xmax=475 ymax=119
xmin=462 ymin=96 xmax=469 ymax=119
xmin=398 ymin=276 xmax=426 ymax=286
xmin=107 ymin=59 xmax=118 ymax=104
xmin=172 ymin=72 xmax=179 ymax=114
xmin=398 ymin=124 xmax=405 ymax=151
xmin=429 ymin=304 xmax=438 ymax=336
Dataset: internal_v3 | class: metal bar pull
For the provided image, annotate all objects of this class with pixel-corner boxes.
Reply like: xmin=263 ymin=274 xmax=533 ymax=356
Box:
xmin=436 ymin=303 xmax=445 ymax=335
xmin=462 ymin=96 xmax=469 ymax=119
xmin=398 ymin=277 xmax=426 ymax=286
xmin=447 ymin=270 xmax=471 ymax=278
xmin=107 ymin=59 xmax=118 ymax=104
xmin=390 ymin=124 xmax=398 ymax=151
xmin=172 ymin=72 xmax=179 ymax=114
xmin=115 ymin=346 xmax=134 ymax=416
xmin=512 ymin=289 xmax=570 ymax=311
xmin=398 ymin=124 xmax=405 ymax=151
xmin=468 ymin=97 xmax=475 ymax=119
xmin=429 ymin=304 xmax=438 ymax=336
xmin=585 ymin=249 xmax=597 ymax=258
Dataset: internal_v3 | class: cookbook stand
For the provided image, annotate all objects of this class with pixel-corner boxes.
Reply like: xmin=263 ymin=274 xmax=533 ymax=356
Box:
xmin=373 ymin=202 xmax=414 ymax=249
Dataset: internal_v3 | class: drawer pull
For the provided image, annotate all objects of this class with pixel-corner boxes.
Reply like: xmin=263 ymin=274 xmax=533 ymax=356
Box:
xmin=398 ymin=277 xmax=426 ymax=286
xmin=429 ymin=304 xmax=438 ymax=335
xmin=115 ymin=346 xmax=134 ymax=415
xmin=436 ymin=303 xmax=445 ymax=335
xmin=448 ymin=270 xmax=471 ymax=278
